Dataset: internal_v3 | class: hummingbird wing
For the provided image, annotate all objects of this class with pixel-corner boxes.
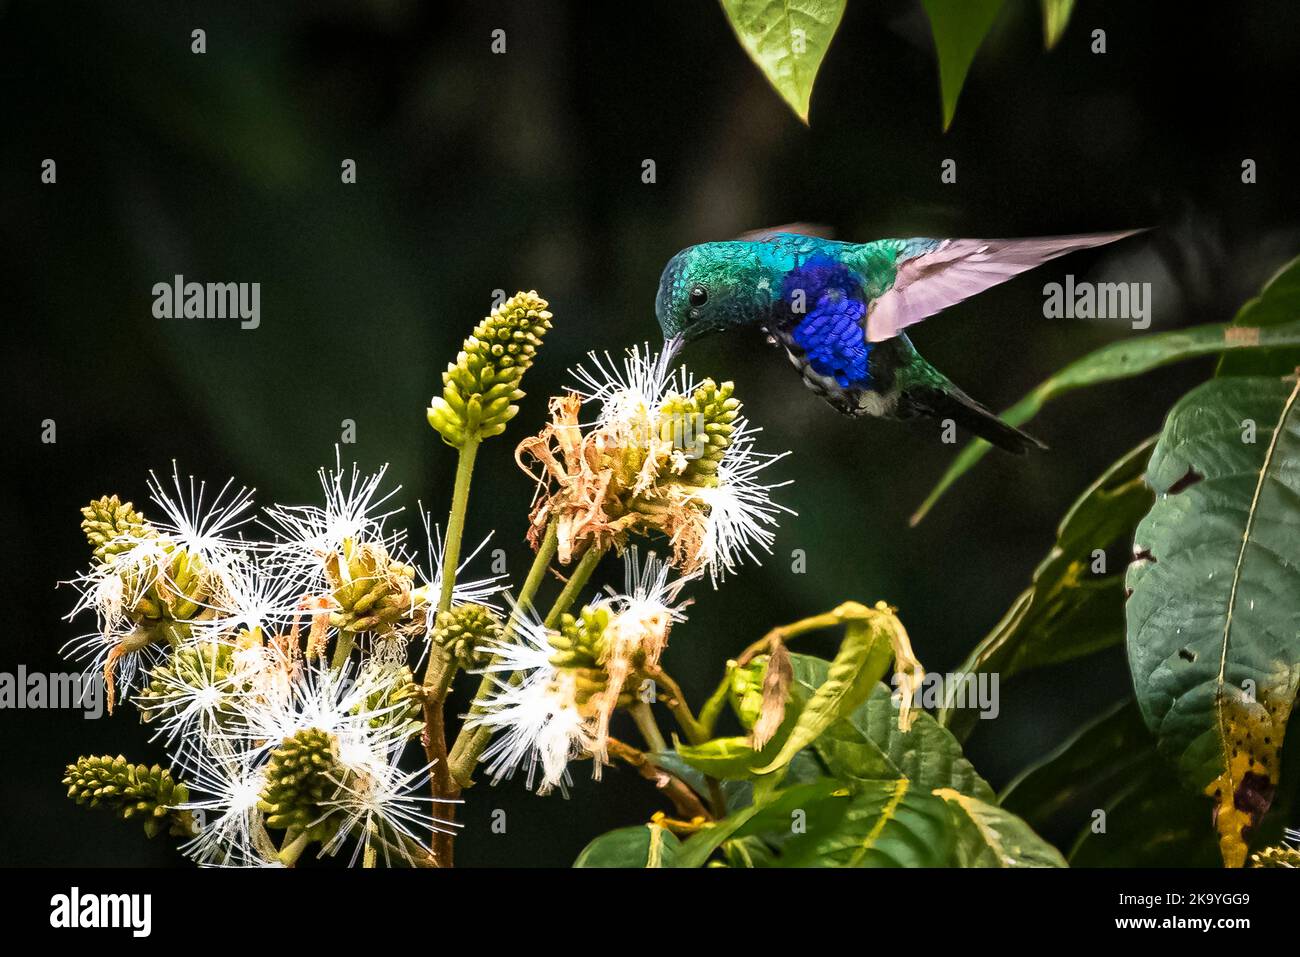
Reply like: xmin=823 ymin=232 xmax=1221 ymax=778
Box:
xmin=863 ymin=229 xmax=1144 ymax=342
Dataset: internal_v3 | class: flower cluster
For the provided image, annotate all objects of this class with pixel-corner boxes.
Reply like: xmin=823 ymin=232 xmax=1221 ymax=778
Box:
xmin=60 ymin=292 xmax=810 ymax=869
xmin=519 ymin=344 xmax=792 ymax=583
xmin=62 ymin=460 xmax=503 ymax=866
xmin=468 ymin=549 xmax=693 ymax=794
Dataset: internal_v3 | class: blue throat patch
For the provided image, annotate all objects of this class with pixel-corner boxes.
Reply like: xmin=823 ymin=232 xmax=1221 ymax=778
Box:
xmin=782 ymin=256 xmax=872 ymax=388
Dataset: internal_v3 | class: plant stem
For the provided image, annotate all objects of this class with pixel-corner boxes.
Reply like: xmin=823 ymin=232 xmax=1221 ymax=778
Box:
xmin=630 ymin=701 xmax=668 ymax=753
xmin=278 ymin=828 xmax=310 ymax=867
xmin=697 ymin=670 xmax=733 ymax=738
xmin=447 ymin=538 xmax=604 ymax=787
xmin=648 ymin=665 xmax=708 ymax=745
xmin=543 ymin=543 xmax=605 ymax=628
xmin=331 ymin=630 xmax=356 ymax=671
xmin=437 ymin=438 xmax=481 ymax=615
xmin=420 ymin=437 xmax=482 ymax=867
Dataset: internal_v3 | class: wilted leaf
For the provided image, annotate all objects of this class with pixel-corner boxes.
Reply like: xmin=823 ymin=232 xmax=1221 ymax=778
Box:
xmin=720 ymin=0 xmax=847 ymax=124
xmin=754 ymin=620 xmax=894 ymax=774
xmin=792 ymin=654 xmax=996 ymax=801
xmin=1127 ymin=375 xmax=1300 ymax=866
xmin=922 ymin=0 xmax=1005 ymax=130
xmin=938 ymin=437 xmax=1155 ymax=739
xmin=911 ymin=315 xmax=1300 ymax=525
xmin=935 ymin=788 xmax=1067 ymax=867
xmin=573 ymin=823 xmax=682 ymax=867
xmin=1041 ymin=0 xmax=1075 ymax=49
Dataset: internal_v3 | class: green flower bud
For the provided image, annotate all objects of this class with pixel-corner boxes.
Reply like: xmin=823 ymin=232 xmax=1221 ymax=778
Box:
xmin=550 ymin=606 xmax=632 ymax=708
xmin=549 ymin=606 xmax=611 ymax=671
xmin=63 ymin=755 xmax=196 ymax=839
xmin=80 ymin=495 xmax=156 ymax=563
xmin=431 ymin=603 xmax=503 ymax=668
xmin=427 ymin=290 xmax=553 ymax=447
xmin=325 ymin=539 xmax=415 ymax=635
xmin=659 ymin=378 xmax=741 ymax=487
xmin=257 ymin=728 xmax=347 ymax=843
xmin=358 ymin=664 xmax=423 ymax=737
xmin=137 ymin=642 xmax=245 ymax=728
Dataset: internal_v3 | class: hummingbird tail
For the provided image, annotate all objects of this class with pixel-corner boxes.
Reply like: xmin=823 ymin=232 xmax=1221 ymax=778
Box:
xmin=908 ymin=386 xmax=1048 ymax=455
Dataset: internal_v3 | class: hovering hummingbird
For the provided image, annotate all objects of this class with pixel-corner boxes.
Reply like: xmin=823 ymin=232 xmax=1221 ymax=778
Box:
xmin=655 ymin=228 xmax=1140 ymax=453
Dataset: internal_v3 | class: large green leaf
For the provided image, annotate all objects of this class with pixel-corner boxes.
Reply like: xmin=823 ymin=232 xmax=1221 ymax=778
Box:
xmin=922 ymin=0 xmax=1005 ymax=130
xmin=911 ymin=315 xmax=1300 ymax=525
xmin=1040 ymin=0 xmax=1076 ymax=49
xmin=755 ymin=621 xmax=894 ymax=773
xmin=1000 ymin=700 xmax=1221 ymax=866
xmin=1218 ymin=254 xmax=1300 ymax=377
xmin=1127 ymin=375 xmax=1300 ymax=867
xmin=777 ymin=779 xmax=955 ymax=867
xmin=935 ymin=788 xmax=1067 ymax=867
xmin=938 ymin=438 xmax=1155 ymax=739
xmin=791 ymin=654 xmax=996 ymax=801
xmin=573 ymin=823 xmax=682 ymax=867
xmin=719 ymin=0 xmax=846 ymax=124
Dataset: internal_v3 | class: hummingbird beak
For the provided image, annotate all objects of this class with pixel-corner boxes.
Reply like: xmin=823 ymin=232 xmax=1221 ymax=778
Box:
xmin=663 ymin=333 xmax=685 ymax=361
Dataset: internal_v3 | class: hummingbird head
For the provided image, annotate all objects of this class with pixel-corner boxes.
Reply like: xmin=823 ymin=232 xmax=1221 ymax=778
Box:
xmin=655 ymin=242 xmax=767 ymax=345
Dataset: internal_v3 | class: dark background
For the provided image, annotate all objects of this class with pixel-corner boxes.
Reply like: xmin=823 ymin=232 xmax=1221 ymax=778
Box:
xmin=3 ymin=0 xmax=1297 ymax=866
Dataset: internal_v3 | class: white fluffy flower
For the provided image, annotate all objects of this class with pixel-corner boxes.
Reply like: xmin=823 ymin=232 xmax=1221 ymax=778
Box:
xmin=688 ymin=423 xmax=793 ymax=585
xmin=174 ymin=744 xmax=275 ymax=867
xmin=318 ymin=744 xmax=459 ymax=867
xmin=468 ymin=613 xmax=596 ymax=795
xmin=261 ymin=457 xmax=406 ymax=586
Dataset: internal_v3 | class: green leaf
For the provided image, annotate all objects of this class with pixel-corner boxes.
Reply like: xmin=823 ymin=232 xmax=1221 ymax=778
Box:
xmin=995 ymin=699 xmax=1219 ymax=867
xmin=676 ymin=778 xmax=839 ymax=867
xmin=938 ymin=437 xmax=1155 ymax=739
xmin=1217 ymin=254 xmax=1300 ymax=377
xmin=573 ymin=823 xmax=682 ymax=867
xmin=778 ymin=779 xmax=955 ymax=866
xmin=719 ymin=0 xmax=847 ymax=124
xmin=922 ymin=0 xmax=1005 ymax=130
xmin=911 ymin=316 xmax=1300 ymax=525
xmin=1127 ymin=375 xmax=1300 ymax=867
xmin=1041 ymin=0 xmax=1075 ymax=49
xmin=754 ymin=621 xmax=893 ymax=774
xmin=675 ymin=736 xmax=770 ymax=780
xmin=791 ymin=654 xmax=996 ymax=801
xmin=999 ymin=700 xmax=1153 ymax=831
xmin=935 ymin=788 xmax=1067 ymax=867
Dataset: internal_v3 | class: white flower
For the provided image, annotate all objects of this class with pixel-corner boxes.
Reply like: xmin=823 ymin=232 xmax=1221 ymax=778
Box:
xmin=231 ymin=660 xmax=411 ymax=761
xmin=185 ymin=552 xmax=310 ymax=644
xmin=569 ymin=342 xmax=695 ymax=428
xmin=261 ymin=456 xmax=406 ymax=586
xmin=317 ymin=744 xmax=459 ymax=867
xmin=174 ymin=743 xmax=275 ymax=867
xmin=147 ymin=464 xmax=256 ymax=567
xmin=686 ymin=423 xmax=793 ymax=585
xmin=136 ymin=643 xmax=246 ymax=754
xmin=468 ymin=613 xmax=596 ymax=795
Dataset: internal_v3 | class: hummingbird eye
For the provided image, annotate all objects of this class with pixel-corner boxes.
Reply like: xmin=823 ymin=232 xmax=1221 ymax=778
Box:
xmin=688 ymin=284 xmax=709 ymax=308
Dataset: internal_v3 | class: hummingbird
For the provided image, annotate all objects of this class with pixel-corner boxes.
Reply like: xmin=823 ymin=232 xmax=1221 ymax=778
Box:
xmin=655 ymin=228 xmax=1140 ymax=453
